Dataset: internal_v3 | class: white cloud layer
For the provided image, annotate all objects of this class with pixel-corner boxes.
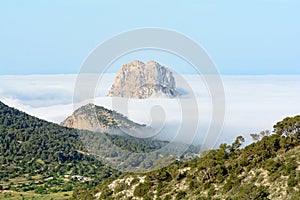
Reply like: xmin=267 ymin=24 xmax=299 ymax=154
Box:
xmin=1 ymin=74 xmax=300 ymax=147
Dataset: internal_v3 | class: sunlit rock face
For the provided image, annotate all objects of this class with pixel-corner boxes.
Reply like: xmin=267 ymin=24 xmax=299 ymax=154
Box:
xmin=108 ymin=60 xmax=179 ymax=99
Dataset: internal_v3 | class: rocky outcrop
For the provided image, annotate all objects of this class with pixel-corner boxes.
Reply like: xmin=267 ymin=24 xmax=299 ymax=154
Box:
xmin=108 ymin=60 xmax=179 ymax=98
xmin=61 ymin=103 xmax=145 ymax=134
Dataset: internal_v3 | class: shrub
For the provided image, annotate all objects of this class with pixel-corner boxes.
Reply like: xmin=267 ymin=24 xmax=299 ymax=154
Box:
xmin=234 ymin=184 xmax=269 ymax=200
xmin=208 ymin=185 xmax=216 ymax=196
xmin=114 ymin=182 xmax=128 ymax=193
xmin=130 ymin=177 xmax=140 ymax=186
xmin=133 ymin=181 xmax=152 ymax=197
xmin=175 ymin=190 xmax=187 ymax=200
xmin=100 ymin=187 xmax=113 ymax=199
xmin=287 ymin=177 xmax=297 ymax=188
xmin=164 ymin=195 xmax=172 ymax=200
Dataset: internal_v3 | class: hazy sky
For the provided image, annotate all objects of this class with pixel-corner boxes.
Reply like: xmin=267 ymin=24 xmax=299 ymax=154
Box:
xmin=0 ymin=0 xmax=299 ymax=75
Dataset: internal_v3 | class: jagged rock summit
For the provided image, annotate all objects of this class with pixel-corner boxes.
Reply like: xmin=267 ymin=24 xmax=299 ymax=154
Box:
xmin=108 ymin=60 xmax=179 ymax=99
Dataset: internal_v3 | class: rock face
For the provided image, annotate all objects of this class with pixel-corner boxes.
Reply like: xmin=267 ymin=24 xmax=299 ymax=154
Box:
xmin=61 ymin=103 xmax=145 ymax=134
xmin=108 ymin=60 xmax=179 ymax=98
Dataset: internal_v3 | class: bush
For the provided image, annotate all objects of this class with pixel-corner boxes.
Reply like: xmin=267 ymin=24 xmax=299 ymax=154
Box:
xmin=287 ymin=177 xmax=298 ymax=187
xmin=134 ymin=181 xmax=153 ymax=197
xmin=208 ymin=185 xmax=216 ymax=196
xmin=175 ymin=190 xmax=187 ymax=200
xmin=189 ymin=180 xmax=200 ymax=190
xmin=222 ymin=175 xmax=240 ymax=194
xmin=234 ymin=184 xmax=269 ymax=200
xmin=203 ymin=182 xmax=211 ymax=190
xmin=143 ymin=194 xmax=153 ymax=200
xmin=130 ymin=177 xmax=140 ymax=186
xmin=114 ymin=182 xmax=128 ymax=193
xmin=264 ymin=159 xmax=281 ymax=174
xmin=164 ymin=195 xmax=172 ymax=200
xmin=100 ymin=187 xmax=113 ymax=199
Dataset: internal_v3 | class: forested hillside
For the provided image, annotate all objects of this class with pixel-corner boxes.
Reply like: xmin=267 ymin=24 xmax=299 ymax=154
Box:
xmin=2 ymin=99 xmax=300 ymax=200
xmin=72 ymin=116 xmax=300 ymax=200
xmin=0 ymin=101 xmax=170 ymax=197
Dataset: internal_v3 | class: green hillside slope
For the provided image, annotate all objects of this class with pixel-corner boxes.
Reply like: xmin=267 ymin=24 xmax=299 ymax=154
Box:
xmin=0 ymin=101 xmax=170 ymax=197
xmin=72 ymin=116 xmax=300 ymax=200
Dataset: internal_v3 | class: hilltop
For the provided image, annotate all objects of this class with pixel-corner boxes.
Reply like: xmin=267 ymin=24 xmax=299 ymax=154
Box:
xmin=61 ymin=103 xmax=146 ymax=135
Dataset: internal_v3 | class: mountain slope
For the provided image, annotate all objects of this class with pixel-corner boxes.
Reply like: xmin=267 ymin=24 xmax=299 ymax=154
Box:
xmin=0 ymin=101 xmax=116 ymax=193
xmin=0 ymin=101 xmax=170 ymax=196
xmin=72 ymin=115 xmax=300 ymax=200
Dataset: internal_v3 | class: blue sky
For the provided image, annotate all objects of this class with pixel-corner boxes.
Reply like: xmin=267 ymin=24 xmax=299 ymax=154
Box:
xmin=0 ymin=0 xmax=299 ymax=75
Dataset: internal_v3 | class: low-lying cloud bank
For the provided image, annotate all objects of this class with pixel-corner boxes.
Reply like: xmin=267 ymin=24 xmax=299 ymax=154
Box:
xmin=1 ymin=74 xmax=300 ymax=147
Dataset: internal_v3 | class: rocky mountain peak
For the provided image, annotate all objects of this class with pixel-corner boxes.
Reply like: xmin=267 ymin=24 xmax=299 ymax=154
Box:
xmin=108 ymin=60 xmax=179 ymax=99
xmin=60 ymin=103 xmax=146 ymax=134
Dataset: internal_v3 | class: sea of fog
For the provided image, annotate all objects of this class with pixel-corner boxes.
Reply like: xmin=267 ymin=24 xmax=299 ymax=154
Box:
xmin=1 ymin=74 xmax=300 ymax=148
